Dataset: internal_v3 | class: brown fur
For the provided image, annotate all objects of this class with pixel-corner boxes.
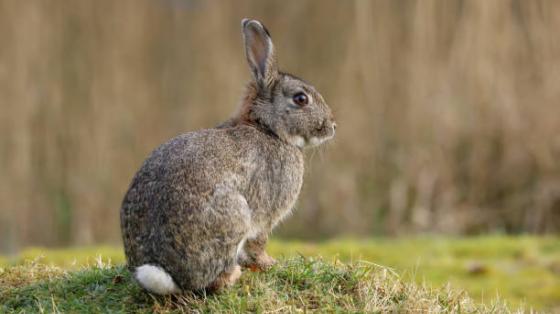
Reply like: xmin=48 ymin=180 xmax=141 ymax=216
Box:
xmin=234 ymin=82 xmax=259 ymax=126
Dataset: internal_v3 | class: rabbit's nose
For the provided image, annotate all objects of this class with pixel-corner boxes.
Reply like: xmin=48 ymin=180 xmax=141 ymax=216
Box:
xmin=332 ymin=122 xmax=337 ymax=131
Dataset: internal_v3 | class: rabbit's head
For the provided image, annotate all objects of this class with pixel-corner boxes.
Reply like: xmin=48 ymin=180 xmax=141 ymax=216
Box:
xmin=237 ymin=19 xmax=336 ymax=148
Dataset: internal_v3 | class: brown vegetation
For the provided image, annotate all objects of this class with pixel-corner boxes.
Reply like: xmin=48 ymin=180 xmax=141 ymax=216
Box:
xmin=1 ymin=0 xmax=560 ymax=251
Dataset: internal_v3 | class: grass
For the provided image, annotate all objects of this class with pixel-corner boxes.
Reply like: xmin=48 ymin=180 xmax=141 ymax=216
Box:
xmin=1 ymin=257 xmax=516 ymax=313
xmin=1 ymin=235 xmax=558 ymax=312
xmin=267 ymin=236 xmax=560 ymax=311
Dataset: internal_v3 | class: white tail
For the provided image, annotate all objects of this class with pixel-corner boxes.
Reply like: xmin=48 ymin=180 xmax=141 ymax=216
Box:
xmin=134 ymin=264 xmax=180 ymax=295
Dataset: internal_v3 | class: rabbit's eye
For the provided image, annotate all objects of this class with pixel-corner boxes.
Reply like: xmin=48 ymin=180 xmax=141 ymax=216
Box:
xmin=293 ymin=92 xmax=309 ymax=107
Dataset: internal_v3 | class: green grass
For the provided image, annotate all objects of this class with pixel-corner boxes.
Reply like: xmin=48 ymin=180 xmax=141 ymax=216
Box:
xmin=267 ymin=236 xmax=560 ymax=311
xmin=1 ymin=235 xmax=558 ymax=312
xmin=1 ymin=257 xmax=515 ymax=313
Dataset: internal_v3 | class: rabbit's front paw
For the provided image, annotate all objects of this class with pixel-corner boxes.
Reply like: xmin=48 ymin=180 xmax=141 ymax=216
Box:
xmin=245 ymin=252 xmax=276 ymax=272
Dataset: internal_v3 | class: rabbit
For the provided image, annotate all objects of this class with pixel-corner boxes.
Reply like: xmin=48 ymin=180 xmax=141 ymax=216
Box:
xmin=120 ymin=18 xmax=336 ymax=295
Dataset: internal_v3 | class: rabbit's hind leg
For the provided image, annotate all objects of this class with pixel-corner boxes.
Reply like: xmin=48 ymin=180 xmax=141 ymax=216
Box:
xmin=187 ymin=190 xmax=250 ymax=292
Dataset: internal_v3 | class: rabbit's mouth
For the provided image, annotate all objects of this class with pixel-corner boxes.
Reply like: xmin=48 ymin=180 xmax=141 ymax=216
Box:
xmin=307 ymin=120 xmax=336 ymax=147
xmin=285 ymin=118 xmax=336 ymax=148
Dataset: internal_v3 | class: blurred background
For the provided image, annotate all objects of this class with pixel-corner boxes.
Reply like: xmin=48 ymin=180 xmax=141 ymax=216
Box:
xmin=1 ymin=0 xmax=560 ymax=310
xmin=2 ymin=0 xmax=560 ymax=250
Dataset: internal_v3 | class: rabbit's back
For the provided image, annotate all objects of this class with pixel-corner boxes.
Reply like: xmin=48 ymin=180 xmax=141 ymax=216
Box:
xmin=121 ymin=125 xmax=303 ymax=215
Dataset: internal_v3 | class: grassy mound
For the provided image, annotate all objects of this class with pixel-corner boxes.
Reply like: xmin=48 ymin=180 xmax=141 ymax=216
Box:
xmin=3 ymin=236 xmax=559 ymax=310
xmin=0 ymin=258 xmax=516 ymax=313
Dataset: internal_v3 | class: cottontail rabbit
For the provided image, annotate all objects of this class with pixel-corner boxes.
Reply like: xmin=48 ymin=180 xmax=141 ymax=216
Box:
xmin=120 ymin=19 xmax=336 ymax=294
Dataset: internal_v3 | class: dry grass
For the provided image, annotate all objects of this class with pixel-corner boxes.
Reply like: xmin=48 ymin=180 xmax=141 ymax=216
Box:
xmin=1 ymin=1 xmax=560 ymax=250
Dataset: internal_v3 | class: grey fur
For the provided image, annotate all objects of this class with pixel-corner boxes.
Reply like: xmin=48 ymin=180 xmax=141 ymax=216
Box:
xmin=120 ymin=19 xmax=336 ymax=292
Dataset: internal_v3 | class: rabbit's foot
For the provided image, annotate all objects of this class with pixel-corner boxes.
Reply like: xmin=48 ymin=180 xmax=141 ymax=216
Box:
xmin=207 ymin=265 xmax=242 ymax=292
xmin=245 ymin=252 xmax=276 ymax=272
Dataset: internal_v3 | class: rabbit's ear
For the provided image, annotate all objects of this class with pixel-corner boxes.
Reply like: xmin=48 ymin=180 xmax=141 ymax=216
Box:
xmin=242 ymin=19 xmax=278 ymax=87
